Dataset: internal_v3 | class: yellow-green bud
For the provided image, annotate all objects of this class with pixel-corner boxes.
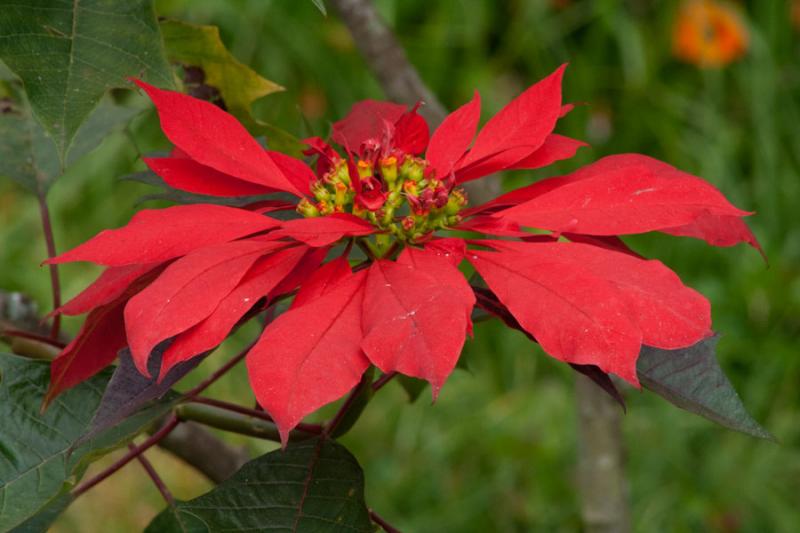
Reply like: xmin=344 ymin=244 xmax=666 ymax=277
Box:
xmin=297 ymin=198 xmax=320 ymax=217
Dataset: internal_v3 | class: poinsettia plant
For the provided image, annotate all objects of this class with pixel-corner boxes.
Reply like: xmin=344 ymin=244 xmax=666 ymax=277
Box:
xmin=44 ymin=64 xmax=761 ymax=445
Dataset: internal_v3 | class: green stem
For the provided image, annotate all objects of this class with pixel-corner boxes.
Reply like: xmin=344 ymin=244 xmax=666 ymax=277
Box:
xmin=175 ymin=403 xmax=316 ymax=443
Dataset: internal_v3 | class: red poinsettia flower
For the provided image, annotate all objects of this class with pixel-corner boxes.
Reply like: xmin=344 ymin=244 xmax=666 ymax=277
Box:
xmin=45 ymin=65 xmax=760 ymax=444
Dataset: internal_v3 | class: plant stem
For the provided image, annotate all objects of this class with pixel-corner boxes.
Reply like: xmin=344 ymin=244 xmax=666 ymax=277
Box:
xmin=2 ymin=328 xmax=66 ymax=349
xmin=72 ymin=416 xmax=179 ymax=498
xmin=36 ymin=192 xmax=61 ymax=339
xmin=188 ymin=397 xmax=323 ymax=434
xmin=371 ymin=371 xmax=397 ymax=392
xmin=175 ymin=403 xmax=316 ymax=443
xmin=324 ymin=373 xmax=370 ymax=436
xmin=183 ymin=342 xmax=255 ymax=399
xmin=130 ymin=444 xmax=174 ymax=505
xmin=369 ymin=510 xmax=402 ymax=533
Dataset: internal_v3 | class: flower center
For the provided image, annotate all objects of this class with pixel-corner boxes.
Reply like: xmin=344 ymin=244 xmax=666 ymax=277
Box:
xmin=297 ymin=155 xmax=468 ymax=246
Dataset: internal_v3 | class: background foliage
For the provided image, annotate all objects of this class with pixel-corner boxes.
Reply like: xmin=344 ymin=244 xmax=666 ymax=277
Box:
xmin=0 ymin=0 xmax=797 ymax=531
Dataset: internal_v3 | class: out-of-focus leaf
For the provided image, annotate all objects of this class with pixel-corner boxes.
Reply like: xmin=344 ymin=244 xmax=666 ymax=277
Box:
xmin=638 ymin=336 xmax=774 ymax=440
xmin=311 ymin=0 xmax=328 ymax=16
xmin=77 ymin=345 xmax=194 ymax=448
xmin=0 ymin=353 xmax=177 ymax=530
xmin=0 ymin=86 xmax=142 ymax=194
xmin=0 ymin=0 xmax=173 ymax=159
xmin=160 ymin=19 xmax=282 ymax=119
xmin=146 ymin=437 xmax=373 ymax=532
xmin=397 ymin=375 xmax=428 ymax=403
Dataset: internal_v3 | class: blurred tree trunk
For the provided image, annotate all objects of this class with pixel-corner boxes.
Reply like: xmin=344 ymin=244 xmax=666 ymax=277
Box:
xmin=576 ymin=374 xmax=631 ymax=533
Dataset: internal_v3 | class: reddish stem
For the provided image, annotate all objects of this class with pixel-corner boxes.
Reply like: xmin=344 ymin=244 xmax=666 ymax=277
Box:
xmin=188 ymin=397 xmax=323 ymax=435
xmin=72 ymin=416 xmax=179 ymax=498
xmin=130 ymin=444 xmax=174 ymax=505
xmin=369 ymin=510 xmax=402 ymax=533
xmin=324 ymin=373 xmax=369 ymax=436
xmin=2 ymin=329 xmax=66 ymax=349
xmin=37 ymin=192 xmax=61 ymax=339
xmin=183 ymin=342 xmax=255 ymax=398
xmin=371 ymin=371 xmax=397 ymax=392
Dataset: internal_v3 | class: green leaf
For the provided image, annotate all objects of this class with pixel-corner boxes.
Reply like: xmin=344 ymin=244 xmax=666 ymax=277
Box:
xmin=0 ymin=353 xmax=178 ymax=530
xmin=159 ymin=19 xmax=306 ymax=157
xmin=311 ymin=0 xmax=328 ymax=16
xmin=8 ymin=492 xmax=74 ymax=533
xmin=0 ymin=84 xmax=142 ymax=194
xmin=160 ymin=19 xmax=282 ymax=119
xmin=146 ymin=437 xmax=374 ymax=532
xmin=637 ymin=336 xmax=774 ymax=440
xmin=0 ymin=0 xmax=173 ymax=159
xmin=397 ymin=375 xmax=428 ymax=403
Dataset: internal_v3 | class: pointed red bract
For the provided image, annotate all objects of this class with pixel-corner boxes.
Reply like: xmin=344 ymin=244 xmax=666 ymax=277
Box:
xmin=456 ymin=65 xmax=566 ymax=181
xmin=160 ymin=247 xmax=308 ymax=375
xmin=273 ymin=214 xmax=376 ymax=246
xmin=361 ymin=248 xmax=475 ymax=396
xmin=247 ymin=269 xmax=369 ymax=445
xmin=56 ymin=263 xmax=157 ymax=316
xmin=45 ymin=298 xmax=128 ymax=407
xmin=496 ymin=154 xmax=750 ymax=236
xmin=332 ymin=100 xmax=406 ymax=150
xmin=422 ymin=238 xmax=467 ymax=266
xmin=484 ymin=240 xmax=712 ymax=349
xmin=48 ymin=204 xmax=279 ymax=266
xmin=144 ymin=157 xmax=273 ymax=197
xmin=393 ymin=105 xmax=430 ymax=155
xmin=292 ymin=255 xmax=352 ymax=308
xmin=268 ymin=151 xmax=316 ymax=197
xmin=661 ymin=212 xmax=764 ymax=256
xmin=132 ymin=80 xmax=300 ymax=196
xmin=456 ymin=133 xmax=585 ymax=184
xmin=269 ymin=247 xmax=329 ymax=299
xmin=469 ymin=247 xmax=642 ymax=385
xmin=426 ymin=91 xmax=481 ymax=180
xmin=125 ymin=240 xmax=279 ymax=375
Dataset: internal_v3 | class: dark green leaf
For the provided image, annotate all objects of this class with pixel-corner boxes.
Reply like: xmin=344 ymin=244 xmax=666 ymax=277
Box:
xmin=0 ymin=0 xmax=173 ymax=159
xmin=77 ymin=345 xmax=198 ymax=447
xmin=637 ymin=336 xmax=774 ymax=440
xmin=9 ymin=492 xmax=74 ymax=533
xmin=0 ymin=353 xmax=177 ymax=530
xmin=0 ymin=85 xmax=142 ymax=194
xmin=146 ymin=437 xmax=373 ymax=532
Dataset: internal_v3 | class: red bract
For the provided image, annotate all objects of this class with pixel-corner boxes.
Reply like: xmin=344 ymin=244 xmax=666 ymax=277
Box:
xmin=48 ymin=67 xmax=759 ymax=445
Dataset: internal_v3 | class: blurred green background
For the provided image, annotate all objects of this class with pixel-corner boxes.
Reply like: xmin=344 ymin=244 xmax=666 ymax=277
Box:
xmin=1 ymin=0 xmax=798 ymax=531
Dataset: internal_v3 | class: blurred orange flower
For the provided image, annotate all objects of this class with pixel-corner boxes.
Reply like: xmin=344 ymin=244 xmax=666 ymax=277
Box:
xmin=673 ymin=0 xmax=749 ymax=67
xmin=793 ymin=0 xmax=800 ymax=31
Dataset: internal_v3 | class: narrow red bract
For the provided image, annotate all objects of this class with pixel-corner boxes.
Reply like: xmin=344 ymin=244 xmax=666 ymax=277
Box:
xmin=48 ymin=68 xmax=759 ymax=440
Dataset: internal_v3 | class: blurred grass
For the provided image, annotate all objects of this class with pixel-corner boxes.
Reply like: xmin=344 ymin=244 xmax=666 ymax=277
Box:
xmin=0 ymin=0 xmax=797 ymax=531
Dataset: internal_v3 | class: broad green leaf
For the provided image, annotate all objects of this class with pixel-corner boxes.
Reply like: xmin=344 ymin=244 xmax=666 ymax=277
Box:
xmin=8 ymin=492 xmax=74 ymax=533
xmin=0 ymin=353 xmax=178 ymax=530
xmin=146 ymin=437 xmax=373 ymax=532
xmin=159 ymin=19 xmax=305 ymax=156
xmin=0 ymin=85 xmax=142 ymax=194
xmin=637 ymin=336 xmax=774 ymax=440
xmin=0 ymin=0 xmax=173 ymax=159
xmin=160 ymin=19 xmax=282 ymax=119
